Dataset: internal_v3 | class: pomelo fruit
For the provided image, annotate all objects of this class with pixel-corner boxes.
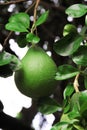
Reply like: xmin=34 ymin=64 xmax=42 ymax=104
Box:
xmin=14 ymin=46 xmax=58 ymax=98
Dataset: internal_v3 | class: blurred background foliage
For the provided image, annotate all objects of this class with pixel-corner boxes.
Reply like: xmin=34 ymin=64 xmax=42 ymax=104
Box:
xmin=0 ymin=0 xmax=87 ymax=130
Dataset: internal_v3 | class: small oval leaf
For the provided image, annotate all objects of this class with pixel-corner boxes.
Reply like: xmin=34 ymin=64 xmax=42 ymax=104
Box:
xmin=8 ymin=12 xmax=30 ymax=28
xmin=66 ymin=4 xmax=87 ymax=18
xmin=35 ymin=10 xmax=49 ymax=26
xmin=63 ymin=24 xmax=77 ymax=36
xmin=54 ymin=34 xmax=83 ymax=56
xmin=72 ymin=46 xmax=87 ymax=66
xmin=26 ymin=33 xmax=40 ymax=44
xmin=6 ymin=22 xmax=28 ymax=32
xmin=55 ymin=65 xmax=79 ymax=80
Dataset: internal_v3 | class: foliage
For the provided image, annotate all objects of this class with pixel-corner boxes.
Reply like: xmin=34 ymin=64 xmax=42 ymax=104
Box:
xmin=1 ymin=1 xmax=87 ymax=130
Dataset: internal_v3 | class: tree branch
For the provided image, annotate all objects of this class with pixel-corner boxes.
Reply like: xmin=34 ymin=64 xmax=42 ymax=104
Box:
xmin=0 ymin=0 xmax=26 ymax=5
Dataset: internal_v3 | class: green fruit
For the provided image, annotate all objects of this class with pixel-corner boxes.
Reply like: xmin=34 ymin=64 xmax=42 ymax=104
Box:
xmin=14 ymin=46 xmax=58 ymax=98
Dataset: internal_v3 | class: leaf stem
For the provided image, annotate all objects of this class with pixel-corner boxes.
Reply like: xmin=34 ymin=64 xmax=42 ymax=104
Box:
xmin=73 ymin=73 xmax=80 ymax=93
xmin=31 ymin=0 xmax=41 ymax=33
xmin=2 ymin=31 xmax=13 ymax=52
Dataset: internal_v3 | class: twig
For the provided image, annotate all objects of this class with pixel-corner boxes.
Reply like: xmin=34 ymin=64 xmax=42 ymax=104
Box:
xmin=0 ymin=0 xmax=26 ymax=5
xmin=2 ymin=31 xmax=13 ymax=51
xmin=73 ymin=73 xmax=80 ymax=93
xmin=25 ymin=0 xmax=36 ymax=13
xmin=31 ymin=0 xmax=41 ymax=33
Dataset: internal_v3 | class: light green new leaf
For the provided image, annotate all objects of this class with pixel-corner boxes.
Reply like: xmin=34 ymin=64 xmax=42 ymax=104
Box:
xmin=5 ymin=12 xmax=30 ymax=32
xmin=38 ymin=97 xmax=62 ymax=115
xmin=6 ymin=22 xmax=28 ymax=32
xmin=35 ymin=10 xmax=49 ymax=26
xmin=54 ymin=34 xmax=83 ymax=56
xmin=66 ymin=4 xmax=87 ymax=18
xmin=8 ymin=12 xmax=30 ymax=28
xmin=26 ymin=33 xmax=40 ymax=44
xmin=63 ymin=24 xmax=77 ymax=36
xmin=55 ymin=65 xmax=79 ymax=80
xmin=72 ymin=46 xmax=87 ymax=66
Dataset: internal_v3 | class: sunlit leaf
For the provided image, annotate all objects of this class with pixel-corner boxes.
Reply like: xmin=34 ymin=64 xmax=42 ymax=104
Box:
xmin=35 ymin=10 xmax=49 ymax=26
xmin=54 ymin=34 xmax=82 ymax=56
xmin=55 ymin=65 xmax=79 ymax=80
xmin=5 ymin=12 xmax=30 ymax=32
xmin=8 ymin=12 xmax=30 ymax=29
xmin=63 ymin=24 xmax=77 ymax=36
xmin=26 ymin=33 xmax=40 ymax=44
xmin=6 ymin=22 xmax=28 ymax=32
xmin=66 ymin=4 xmax=87 ymax=18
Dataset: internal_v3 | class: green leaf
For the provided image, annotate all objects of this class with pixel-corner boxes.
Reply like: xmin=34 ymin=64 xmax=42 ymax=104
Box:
xmin=38 ymin=97 xmax=62 ymax=115
xmin=65 ymin=4 xmax=87 ymax=18
xmin=72 ymin=46 xmax=87 ymax=66
xmin=55 ymin=65 xmax=79 ymax=80
xmin=6 ymin=22 xmax=28 ymax=32
xmin=35 ymin=10 xmax=49 ymax=26
xmin=63 ymin=84 xmax=74 ymax=99
xmin=73 ymin=125 xmax=84 ymax=130
xmin=0 ymin=51 xmax=21 ymax=77
xmin=0 ymin=51 xmax=14 ymax=66
xmin=63 ymin=24 xmax=77 ymax=36
xmin=51 ymin=122 xmax=69 ymax=130
xmin=5 ymin=12 xmax=30 ymax=32
xmin=26 ymin=33 xmax=40 ymax=44
xmin=54 ymin=34 xmax=82 ymax=56
xmin=79 ymin=91 xmax=87 ymax=116
xmin=9 ymin=12 xmax=30 ymax=28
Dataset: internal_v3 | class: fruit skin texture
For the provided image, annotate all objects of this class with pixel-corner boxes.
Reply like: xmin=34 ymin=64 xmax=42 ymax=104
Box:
xmin=14 ymin=46 xmax=58 ymax=98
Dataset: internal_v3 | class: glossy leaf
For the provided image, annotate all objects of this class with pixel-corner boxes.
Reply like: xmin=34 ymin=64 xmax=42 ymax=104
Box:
xmin=5 ymin=12 xmax=30 ymax=32
xmin=63 ymin=24 xmax=77 ymax=36
xmin=54 ymin=34 xmax=82 ymax=56
xmin=0 ymin=51 xmax=21 ymax=77
xmin=6 ymin=22 xmax=28 ymax=32
xmin=26 ymin=33 xmax=40 ymax=44
xmin=72 ymin=46 xmax=87 ymax=66
xmin=63 ymin=84 xmax=74 ymax=99
xmin=38 ymin=97 xmax=62 ymax=115
xmin=66 ymin=4 xmax=87 ymax=18
xmin=55 ymin=65 xmax=79 ymax=80
xmin=0 ymin=51 xmax=14 ymax=66
xmin=35 ymin=10 xmax=49 ymax=26
xmin=8 ymin=12 xmax=30 ymax=28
